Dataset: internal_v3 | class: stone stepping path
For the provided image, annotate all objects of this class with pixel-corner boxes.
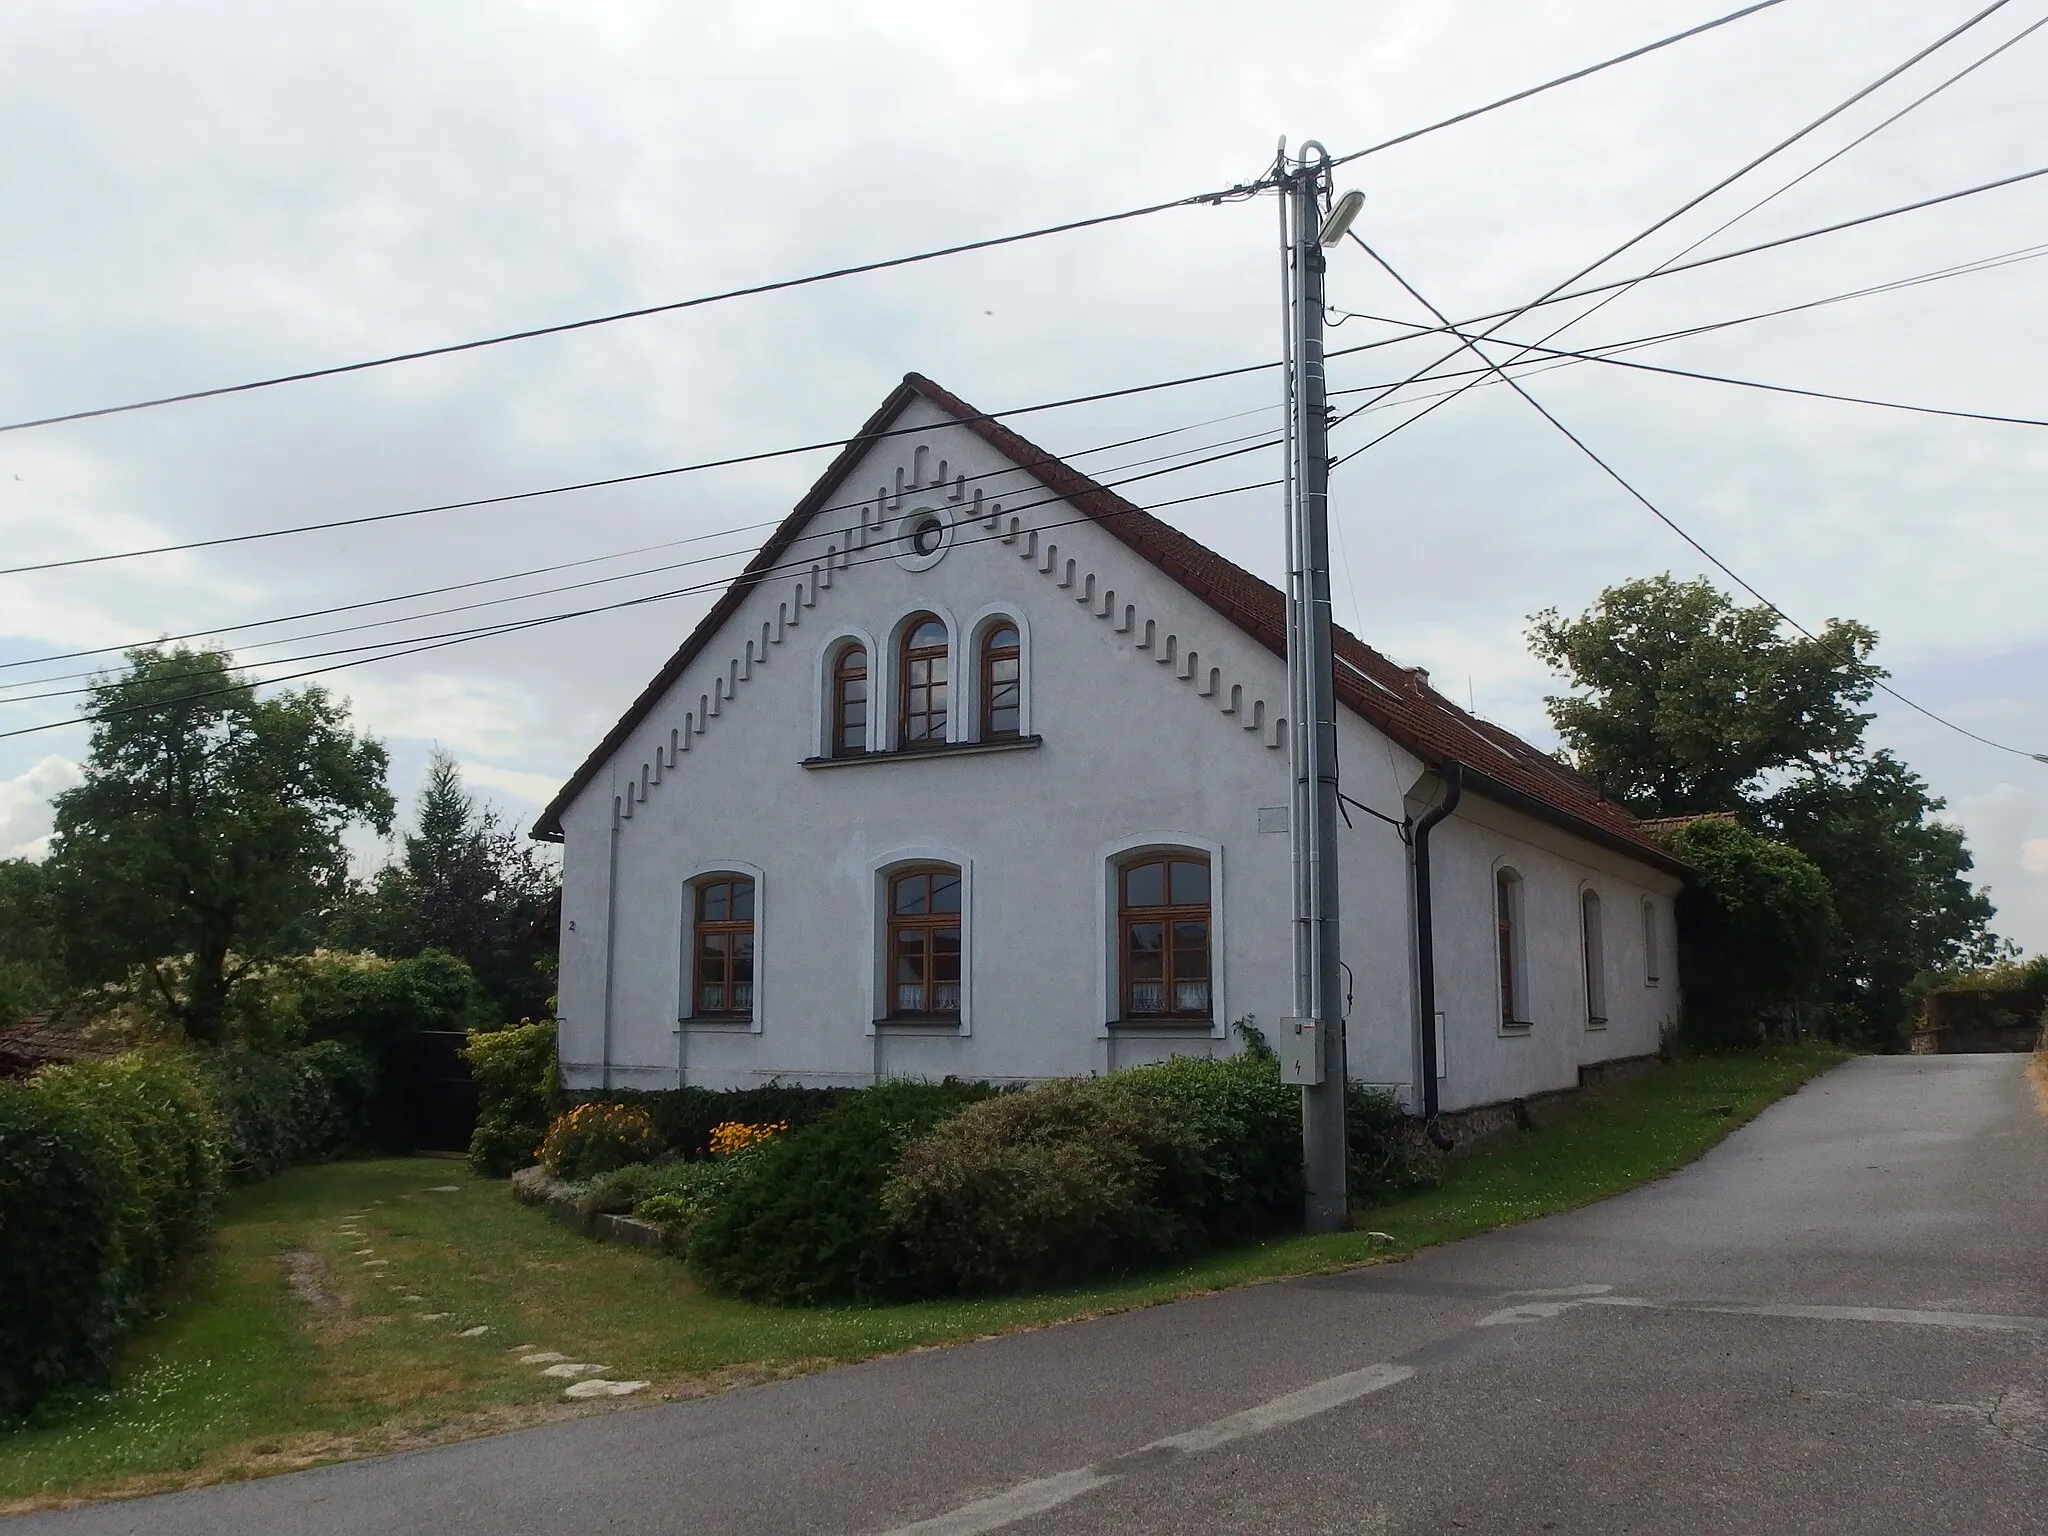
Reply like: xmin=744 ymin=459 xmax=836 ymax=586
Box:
xmin=337 ymin=1198 xmax=648 ymax=1401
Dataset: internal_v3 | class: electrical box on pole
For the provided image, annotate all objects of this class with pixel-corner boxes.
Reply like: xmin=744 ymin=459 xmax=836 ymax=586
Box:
xmin=1279 ymin=143 xmax=1360 ymax=1233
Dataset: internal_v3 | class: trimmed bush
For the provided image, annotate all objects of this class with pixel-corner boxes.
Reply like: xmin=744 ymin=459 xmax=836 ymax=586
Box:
xmin=0 ymin=1081 xmax=133 ymax=1425
xmin=1114 ymin=1047 xmax=1303 ymax=1242
xmin=689 ymin=1079 xmax=996 ymax=1304
xmin=884 ymin=1078 xmax=1200 ymax=1294
xmin=464 ymin=1019 xmax=558 ymax=1176
xmin=539 ymin=1102 xmax=658 ymax=1181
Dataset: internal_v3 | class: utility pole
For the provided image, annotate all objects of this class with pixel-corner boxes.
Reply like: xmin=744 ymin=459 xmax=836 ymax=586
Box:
xmin=1280 ymin=144 xmax=1362 ymax=1233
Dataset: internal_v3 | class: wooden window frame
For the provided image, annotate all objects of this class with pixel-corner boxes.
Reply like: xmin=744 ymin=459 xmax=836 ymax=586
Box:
xmin=1581 ymin=887 xmax=1607 ymax=1027
xmin=691 ymin=876 xmax=756 ymax=1020
xmin=979 ymin=622 xmax=1021 ymax=741
xmin=1118 ymin=855 xmax=1212 ymax=1021
xmin=1496 ymin=868 xmax=1527 ymax=1029
xmin=897 ymin=615 xmax=949 ymax=750
xmin=887 ymin=864 xmax=962 ymax=1018
xmin=831 ymin=643 xmax=869 ymax=758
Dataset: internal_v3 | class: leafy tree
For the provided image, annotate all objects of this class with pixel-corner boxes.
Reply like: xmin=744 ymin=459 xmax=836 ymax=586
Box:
xmin=1528 ymin=574 xmax=1881 ymax=816
xmin=45 ymin=646 xmax=393 ymax=1044
xmin=329 ymin=751 xmax=557 ymax=1022
xmin=1658 ymin=819 xmax=1838 ymax=1047
xmin=0 ymin=858 xmax=60 ymax=1023
xmin=1531 ymin=577 xmax=1996 ymax=1045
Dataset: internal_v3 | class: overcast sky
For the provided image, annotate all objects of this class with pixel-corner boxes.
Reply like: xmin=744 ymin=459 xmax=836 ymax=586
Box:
xmin=1 ymin=0 xmax=2044 ymax=951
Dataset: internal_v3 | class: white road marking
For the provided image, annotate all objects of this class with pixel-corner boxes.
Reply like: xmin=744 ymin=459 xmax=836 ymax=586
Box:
xmin=1594 ymin=1297 xmax=2048 ymax=1333
xmin=879 ymin=1362 xmax=1414 ymax=1536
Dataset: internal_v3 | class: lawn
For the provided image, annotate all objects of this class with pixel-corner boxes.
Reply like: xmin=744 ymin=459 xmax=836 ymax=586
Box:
xmin=0 ymin=1044 xmax=1843 ymax=1510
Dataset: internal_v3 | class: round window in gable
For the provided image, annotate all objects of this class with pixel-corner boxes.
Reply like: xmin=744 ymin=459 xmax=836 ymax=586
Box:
xmin=893 ymin=507 xmax=953 ymax=572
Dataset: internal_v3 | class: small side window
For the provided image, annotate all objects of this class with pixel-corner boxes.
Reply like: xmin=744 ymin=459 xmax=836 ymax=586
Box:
xmin=1643 ymin=899 xmax=1661 ymax=987
xmin=1496 ymin=868 xmax=1528 ymax=1029
xmin=1582 ymin=888 xmax=1607 ymax=1027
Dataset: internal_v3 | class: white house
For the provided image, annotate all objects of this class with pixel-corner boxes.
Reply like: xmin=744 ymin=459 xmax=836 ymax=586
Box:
xmin=533 ymin=374 xmax=1685 ymax=1118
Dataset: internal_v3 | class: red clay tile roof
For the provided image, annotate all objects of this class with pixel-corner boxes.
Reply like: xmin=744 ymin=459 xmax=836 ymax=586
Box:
xmin=534 ymin=374 xmax=1684 ymax=873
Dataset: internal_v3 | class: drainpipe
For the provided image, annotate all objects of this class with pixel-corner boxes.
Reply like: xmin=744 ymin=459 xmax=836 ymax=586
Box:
xmin=1412 ymin=760 xmax=1463 ymax=1127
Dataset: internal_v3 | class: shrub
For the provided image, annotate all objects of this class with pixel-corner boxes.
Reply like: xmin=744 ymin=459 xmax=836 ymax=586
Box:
xmin=1345 ymin=1081 xmax=1437 ymax=1203
xmin=689 ymin=1079 xmax=996 ymax=1304
xmin=578 ymin=1082 xmax=851 ymax=1161
xmin=1114 ymin=1047 xmax=1302 ymax=1242
xmin=197 ymin=1041 xmax=378 ymax=1182
xmin=885 ymin=1078 xmax=1200 ymax=1294
xmin=539 ymin=1101 xmax=658 ymax=1181
xmin=0 ymin=1081 xmax=129 ymax=1425
xmin=33 ymin=1053 xmax=226 ymax=1307
xmin=465 ymin=1018 xmax=558 ymax=1176
xmin=572 ymin=1158 xmax=756 ymax=1247
xmin=1659 ymin=819 xmax=1838 ymax=1049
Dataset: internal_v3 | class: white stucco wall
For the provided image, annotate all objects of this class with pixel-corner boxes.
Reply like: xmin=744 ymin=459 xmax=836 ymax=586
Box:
xmin=551 ymin=397 xmax=1681 ymax=1112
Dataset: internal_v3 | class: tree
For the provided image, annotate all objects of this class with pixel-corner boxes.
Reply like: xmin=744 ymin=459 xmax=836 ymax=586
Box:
xmin=0 ymin=858 xmax=60 ymax=1023
xmin=1658 ymin=818 xmax=1839 ymax=1047
xmin=45 ymin=646 xmax=393 ymax=1044
xmin=329 ymin=751 xmax=557 ymax=1021
xmin=1528 ymin=574 xmax=1881 ymax=816
xmin=1531 ymin=577 xmax=1997 ymax=1045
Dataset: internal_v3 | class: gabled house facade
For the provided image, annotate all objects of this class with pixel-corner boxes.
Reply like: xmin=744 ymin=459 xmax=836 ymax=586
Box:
xmin=533 ymin=375 xmax=1685 ymax=1114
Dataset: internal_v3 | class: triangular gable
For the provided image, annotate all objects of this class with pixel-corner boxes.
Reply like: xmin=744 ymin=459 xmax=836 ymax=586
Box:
xmin=533 ymin=373 xmax=1682 ymax=874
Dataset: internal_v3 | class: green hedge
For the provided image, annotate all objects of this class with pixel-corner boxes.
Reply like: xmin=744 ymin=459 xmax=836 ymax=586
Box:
xmin=688 ymin=1080 xmax=997 ymax=1304
xmin=464 ymin=1019 xmax=558 ymax=1176
xmin=1116 ymin=1049 xmax=1304 ymax=1242
xmin=0 ymin=1041 xmax=379 ymax=1425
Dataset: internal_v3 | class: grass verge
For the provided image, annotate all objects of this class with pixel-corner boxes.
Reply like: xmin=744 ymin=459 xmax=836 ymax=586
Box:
xmin=0 ymin=1045 xmax=1842 ymax=1510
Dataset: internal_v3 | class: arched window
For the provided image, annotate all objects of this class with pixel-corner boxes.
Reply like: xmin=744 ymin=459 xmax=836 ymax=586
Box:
xmin=889 ymin=865 xmax=961 ymax=1016
xmin=692 ymin=875 xmax=755 ymax=1018
xmin=898 ymin=615 xmax=949 ymax=748
xmin=832 ymin=644 xmax=868 ymax=757
xmin=1642 ymin=899 xmax=1661 ymax=986
xmin=1120 ymin=854 xmax=1211 ymax=1019
xmin=1496 ymin=868 xmax=1527 ymax=1028
xmin=1581 ymin=888 xmax=1607 ymax=1027
xmin=980 ymin=623 xmax=1021 ymax=739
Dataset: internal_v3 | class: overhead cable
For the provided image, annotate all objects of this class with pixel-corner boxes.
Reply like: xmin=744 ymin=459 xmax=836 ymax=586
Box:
xmin=1352 ymin=235 xmax=2045 ymax=762
xmin=0 ymin=1 xmax=1797 ymax=438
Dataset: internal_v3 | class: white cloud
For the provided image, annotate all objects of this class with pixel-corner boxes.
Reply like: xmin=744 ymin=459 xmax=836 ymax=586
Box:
xmin=2022 ymin=839 xmax=2048 ymax=878
xmin=459 ymin=761 xmax=565 ymax=809
xmin=0 ymin=754 xmax=82 ymax=859
xmin=1952 ymin=782 xmax=2048 ymax=955
xmin=335 ymin=671 xmax=538 ymax=761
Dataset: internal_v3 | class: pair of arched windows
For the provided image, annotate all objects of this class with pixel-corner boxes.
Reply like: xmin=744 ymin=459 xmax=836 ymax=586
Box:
xmin=831 ymin=615 xmax=1020 ymax=757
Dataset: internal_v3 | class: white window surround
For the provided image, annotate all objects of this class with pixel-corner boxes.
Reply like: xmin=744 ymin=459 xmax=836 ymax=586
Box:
xmin=864 ymin=847 xmax=974 ymax=1036
xmin=1580 ymin=884 xmax=1608 ymax=1030
xmin=1642 ymin=897 xmax=1662 ymax=986
xmin=1095 ymin=832 xmax=1227 ymax=1039
xmin=814 ymin=627 xmax=881 ymax=757
xmin=676 ymin=859 xmax=767 ymax=1035
xmin=960 ymin=605 xmax=1033 ymax=741
xmin=892 ymin=502 xmax=957 ymax=573
xmin=1493 ymin=860 xmax=1532 ymax=1035
xmin=878 ymin=604 xmax=964 ymax=750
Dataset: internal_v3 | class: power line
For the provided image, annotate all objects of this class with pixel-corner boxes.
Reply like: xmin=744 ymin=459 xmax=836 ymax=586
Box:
xmin=1327 ymin=0 xmax=2027 ymax=461
xmin=0 ymin=402 xmax=1285 ymax=680
xmin=0 ymin=420 xmax=1289 ymax=704
xmin=1330 ymin=160 xmax=2048 ymax=469
xmin=17 ymin=159 xmax=2037 ymax=590
xmin=1327 ymin=1 xmax=1793 ymax=167
xmin=0 ymin=471 xmax=1283 ymax=742
xmin=1352 ymin=235 xmax=2045 ymax=762
xmin=0 ymin=1 xmax=1795 ymax=440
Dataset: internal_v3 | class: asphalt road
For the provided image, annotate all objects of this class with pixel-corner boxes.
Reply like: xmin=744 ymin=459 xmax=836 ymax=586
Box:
xmin=18 ymin=1054 xmax=2047 ymax=1535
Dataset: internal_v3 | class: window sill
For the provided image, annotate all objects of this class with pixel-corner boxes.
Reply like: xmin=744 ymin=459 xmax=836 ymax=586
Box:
xmin=1585 ymin=1016 xmax=1610 ymax=1031
xmin=1499 ymin=1019 xmax=1534 ymax=1037
xmin=676 ymin=1018 xmax=754 ymax=1033
xmin=1108 ymin=1018 xmax=1216 ymax=1032
xmin=803 ymin=735 xmax=1042 ymax=770
xmin=872 ymin=1018 xmax=964 ymax=1035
